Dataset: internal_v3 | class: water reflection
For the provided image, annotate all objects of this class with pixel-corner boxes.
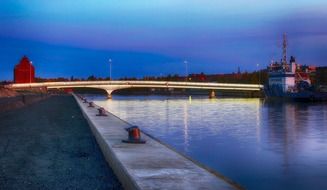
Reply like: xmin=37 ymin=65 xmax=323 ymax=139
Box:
xmin=183 ymin=101 xmax=189 ymax=152
xmin=262 ymin=101 xmax=327 ymax=189
xmin=88 ymin=95 xmax=327 ymax=190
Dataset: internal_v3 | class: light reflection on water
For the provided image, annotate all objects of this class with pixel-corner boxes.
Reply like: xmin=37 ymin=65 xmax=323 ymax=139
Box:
xmin=87 ymin=95 xmax=327 ymax=190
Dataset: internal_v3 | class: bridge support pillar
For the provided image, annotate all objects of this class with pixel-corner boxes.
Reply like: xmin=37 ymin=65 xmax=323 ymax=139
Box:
xmin=105 ymin=90 xmax=113 ymax=99
xmin=209 ymin=90 xmax=216 ymax=99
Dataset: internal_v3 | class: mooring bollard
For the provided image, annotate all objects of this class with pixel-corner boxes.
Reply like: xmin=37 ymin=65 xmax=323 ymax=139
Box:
xmin=122 ymin=126 xmax=146 ymax=144
xmin=88 ymin=102 xmax=94 ymax=108
xmin=96 ymin=107 xmax=108 ymax=116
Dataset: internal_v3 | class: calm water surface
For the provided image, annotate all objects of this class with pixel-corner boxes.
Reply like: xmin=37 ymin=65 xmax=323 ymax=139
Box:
xmin=87 ymin=95 xmax=327 ymax=190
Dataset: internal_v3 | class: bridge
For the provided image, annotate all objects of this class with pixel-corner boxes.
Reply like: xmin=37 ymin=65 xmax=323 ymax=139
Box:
xmin=7 ymin=80 xmax=264 ymax=98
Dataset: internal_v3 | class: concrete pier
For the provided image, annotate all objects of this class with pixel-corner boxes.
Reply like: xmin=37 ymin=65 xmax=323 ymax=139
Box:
xmin=74 ymin=94 xmax=242 ymax=190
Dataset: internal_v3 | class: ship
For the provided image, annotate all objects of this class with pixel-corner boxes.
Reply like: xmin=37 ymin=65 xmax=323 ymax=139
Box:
xmin=264 ymin=34 xmax=327 ymax=101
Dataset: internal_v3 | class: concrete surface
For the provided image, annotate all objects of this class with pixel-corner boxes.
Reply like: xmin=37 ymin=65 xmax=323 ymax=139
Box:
xmin=75 ymin=94 xmax=242 ymax=190
xmin=0 ymin=96 xmax=123 ymax=190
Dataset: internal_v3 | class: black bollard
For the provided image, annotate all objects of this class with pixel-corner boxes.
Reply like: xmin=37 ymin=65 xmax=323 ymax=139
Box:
xmin=88 ymin=102 xmax=95 ymax=108
xmin=96 ymin=107 xmax=108 ymax=116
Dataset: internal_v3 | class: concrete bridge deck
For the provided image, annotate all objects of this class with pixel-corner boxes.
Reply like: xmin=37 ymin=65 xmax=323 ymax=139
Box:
xmin=8 ymin=80 xmax=263 ymax=98
xmin=74 ymin=94 xmax=243 ymax=190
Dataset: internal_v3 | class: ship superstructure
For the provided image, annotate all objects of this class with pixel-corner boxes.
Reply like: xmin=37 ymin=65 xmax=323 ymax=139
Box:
xmin=265 ymin=34 xmax=326 ymax=101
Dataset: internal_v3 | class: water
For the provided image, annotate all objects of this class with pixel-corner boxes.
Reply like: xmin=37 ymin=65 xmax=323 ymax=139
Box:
xmin=87 ymin=95 xmax=327 ymax=190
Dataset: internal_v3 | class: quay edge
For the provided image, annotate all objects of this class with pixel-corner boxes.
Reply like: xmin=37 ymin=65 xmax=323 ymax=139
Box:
xmin=73 ymin=93 xmax=244 ymax=190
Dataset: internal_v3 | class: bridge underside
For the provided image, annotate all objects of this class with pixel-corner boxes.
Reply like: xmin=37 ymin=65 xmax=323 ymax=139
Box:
xmin=47 ymin=85 xmax=261 ymax=99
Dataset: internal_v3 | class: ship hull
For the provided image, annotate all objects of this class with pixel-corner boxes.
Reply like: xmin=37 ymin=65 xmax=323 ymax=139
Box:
xmin=265 ymin=87 xmax=327 ymax=102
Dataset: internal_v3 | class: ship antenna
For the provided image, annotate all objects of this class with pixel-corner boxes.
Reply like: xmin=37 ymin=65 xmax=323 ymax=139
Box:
xmin=282 ymin=33 xmax=287 ymax=66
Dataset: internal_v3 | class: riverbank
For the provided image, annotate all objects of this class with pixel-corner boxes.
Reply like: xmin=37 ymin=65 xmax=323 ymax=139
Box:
xmin=0 ymin=87 xmax=17 ymax=97
xmin=0 ymin=87 xmax=50 ymax=113
xmin=0 ymin=94 xmax=50 ymax=113
xmin=0 ymin=96 xmax=122 ymax=189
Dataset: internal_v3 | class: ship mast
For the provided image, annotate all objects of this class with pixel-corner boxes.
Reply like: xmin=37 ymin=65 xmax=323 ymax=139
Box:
xmin=282 ymin=33 xmax=287 ymax=66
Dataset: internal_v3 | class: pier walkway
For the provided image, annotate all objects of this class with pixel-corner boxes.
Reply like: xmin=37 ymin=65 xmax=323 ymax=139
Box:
xmin=74 ymin=94 xmax=242 ymax=190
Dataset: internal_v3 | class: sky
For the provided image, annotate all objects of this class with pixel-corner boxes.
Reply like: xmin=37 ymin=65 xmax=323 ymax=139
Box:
xmin=1 ymin=0 xmax=327 ymax=80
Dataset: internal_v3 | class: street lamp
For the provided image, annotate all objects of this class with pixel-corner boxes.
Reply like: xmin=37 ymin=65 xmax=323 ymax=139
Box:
xmin=109 ymin=59 xmax=112 ymax=80
xmin=256 ymin=63 xmax=261 ymax=84
xmin=184 ymin=60 xmax=188 ymax=82
xmin=30 ymin=61 xmax=32 ymax=83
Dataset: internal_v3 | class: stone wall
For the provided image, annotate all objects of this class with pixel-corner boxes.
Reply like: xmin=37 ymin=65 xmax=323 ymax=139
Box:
xmin=0 ymin=87 xmax=18 ymax=98
xmin=0 ymin=94 xmax=49 ymax=113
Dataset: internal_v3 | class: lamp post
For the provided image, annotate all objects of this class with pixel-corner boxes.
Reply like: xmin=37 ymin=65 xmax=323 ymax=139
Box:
xmin=30 ymin=61 xmax=32 ymax=83
xmin=109 ymin=59 xmax=112 ymax=80
xmin=184 ymin=60 xmax=188 ymax=82
xmin=256 ymin=63 xmax=261 ymax=84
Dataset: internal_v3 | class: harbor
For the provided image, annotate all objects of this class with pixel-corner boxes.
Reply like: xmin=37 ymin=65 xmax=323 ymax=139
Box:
xmin=88 ymin=94 xmax=327 ymax=190
xmin=1 ymin=47 xmax=327 ymax=189
xmin=1 ymin=0 xmax=327 ymax=189
xmin=74 ymin=94 xmax=242 ymax=190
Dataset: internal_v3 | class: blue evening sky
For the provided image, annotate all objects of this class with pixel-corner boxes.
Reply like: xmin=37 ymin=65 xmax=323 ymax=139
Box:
xmin=1 ymin=0 xmax=327 ymax=80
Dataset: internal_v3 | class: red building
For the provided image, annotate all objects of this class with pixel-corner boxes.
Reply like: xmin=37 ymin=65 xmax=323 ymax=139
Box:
xmin=14 ymin=56 xmax=35 ymax=83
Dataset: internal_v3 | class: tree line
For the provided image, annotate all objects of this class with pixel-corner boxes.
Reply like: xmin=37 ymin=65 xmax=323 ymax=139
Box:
xmin=3 ymin=67 xmax=326 ymax=86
